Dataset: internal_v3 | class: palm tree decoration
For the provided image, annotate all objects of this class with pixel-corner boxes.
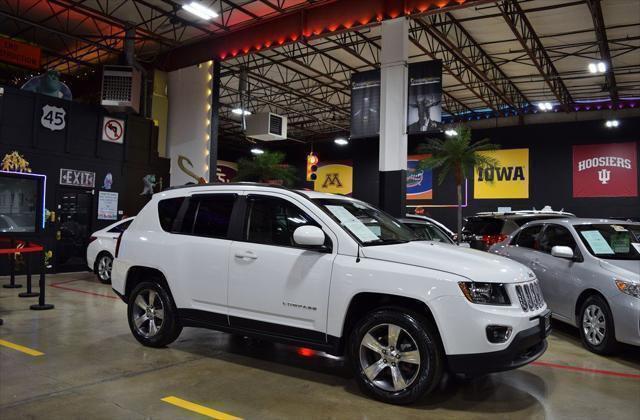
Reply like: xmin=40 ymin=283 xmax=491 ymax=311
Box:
xmin=417 ymin=126 xmax=500 ymax=241
xmin=234 ymin=151 xmax=298 ymax=187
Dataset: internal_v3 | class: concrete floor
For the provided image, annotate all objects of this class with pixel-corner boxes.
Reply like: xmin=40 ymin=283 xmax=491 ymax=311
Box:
xmin=1 ymin=272 xmax=639 ymax=420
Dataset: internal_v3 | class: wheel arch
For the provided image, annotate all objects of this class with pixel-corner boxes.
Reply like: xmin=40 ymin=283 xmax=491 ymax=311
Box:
xmin=575 ymin=288 xmax=609 ymax=324
xmin=93 ymin=250 xmax=113 ymax=272
xmin=339 ymin=292 xmax=443 ymax=355
xmin=124 ymin=266 xmax=174 ymax=304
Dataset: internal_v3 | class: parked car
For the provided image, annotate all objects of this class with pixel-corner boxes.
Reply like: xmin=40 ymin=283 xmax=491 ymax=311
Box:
xmin=462 ymin=207 xmax=575 ymax=251
xmin=86 ymin=217 xmax=134 ymax=283
xmin=490 ymin=218 xmax=640 ymax=354
xmin=112 ymin=184 xmax=550 ymax=405
xmin=398 ymin=217 xmax=456 ymax=245
xmin=403 ymin=214 xmax=455 ymax=239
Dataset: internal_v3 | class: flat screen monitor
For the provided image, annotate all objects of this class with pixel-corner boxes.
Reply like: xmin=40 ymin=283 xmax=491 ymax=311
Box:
xmin=0 ymin=171 xmax=46 ymax=236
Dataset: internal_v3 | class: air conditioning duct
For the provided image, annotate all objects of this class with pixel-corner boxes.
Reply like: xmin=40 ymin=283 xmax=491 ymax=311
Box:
xmin=101 ymin=65 xmax=141 ymax=113
xmin=245 ymin=112 xmax=288 ymax=141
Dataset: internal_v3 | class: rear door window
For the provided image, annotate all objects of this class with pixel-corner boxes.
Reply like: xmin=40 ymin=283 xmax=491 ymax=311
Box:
xmin=191 ymin=195 xmax=237 ymax=239
xmin=512 ymin=225 xmax=543 ymax=250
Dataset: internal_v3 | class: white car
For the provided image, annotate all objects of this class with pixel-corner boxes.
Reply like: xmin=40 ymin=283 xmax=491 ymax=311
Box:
xmin=112 ymin=184 xmax=549 ymax=404
xmin=87 ymin=217 xmax=134 ymax=283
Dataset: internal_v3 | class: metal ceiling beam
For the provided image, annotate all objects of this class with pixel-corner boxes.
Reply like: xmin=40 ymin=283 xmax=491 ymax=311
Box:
xmin=585 ymin=0 xmax=619 ymax=102
xmin=497 ymin=0 xmax=574 ymax=105
xmin=417 ymin=13 xmax=530 ymax=111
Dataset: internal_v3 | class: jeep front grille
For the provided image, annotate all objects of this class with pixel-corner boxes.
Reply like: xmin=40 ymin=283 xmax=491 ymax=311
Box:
xmin=515 ymin=281 xmax=545 ymax=312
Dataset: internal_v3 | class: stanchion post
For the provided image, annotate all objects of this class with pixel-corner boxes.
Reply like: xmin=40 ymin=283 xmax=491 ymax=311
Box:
xmin=19 ymin=246 xmax=39 ymax=298
xmin=30 ymin=249 xmax=53 ymax=311
xmin=3 ymin=239 xmax=22 ymax=289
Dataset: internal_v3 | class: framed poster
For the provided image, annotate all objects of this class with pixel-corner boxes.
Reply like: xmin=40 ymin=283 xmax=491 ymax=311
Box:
xmin=474 ymin=149 xmax=529 ymax=199
xmin=407 ymin=154 xmax=433 ymax=200
xmin=573 ymin=142 xmax=638 ymax=198
xmin=97 ymin=191 xmax=118 ymax=220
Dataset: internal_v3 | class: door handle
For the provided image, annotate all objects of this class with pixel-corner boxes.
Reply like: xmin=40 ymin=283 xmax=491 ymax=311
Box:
xmin=234 ymin=251 xmax=258 ymax=261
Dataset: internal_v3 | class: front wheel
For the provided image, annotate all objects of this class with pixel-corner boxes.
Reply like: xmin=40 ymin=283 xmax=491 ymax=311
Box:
xmin=349 ymin=309 xmax=444 ymax=405
xmin=579 ymin=295 xmax=618 ymax=355
xmin=127 ymin=281 xmax=182 ymax=348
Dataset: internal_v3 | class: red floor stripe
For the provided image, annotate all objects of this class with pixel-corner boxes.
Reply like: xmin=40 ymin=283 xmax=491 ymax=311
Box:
xmin=50 ymin=279 xmax=119 ymax=300
xmin=532 ymin=360 xmax=640 ymax=379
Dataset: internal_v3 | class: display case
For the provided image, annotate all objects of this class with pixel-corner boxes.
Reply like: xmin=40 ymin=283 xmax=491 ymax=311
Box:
xmin=0 ymin=170 xmax=46 ymax=237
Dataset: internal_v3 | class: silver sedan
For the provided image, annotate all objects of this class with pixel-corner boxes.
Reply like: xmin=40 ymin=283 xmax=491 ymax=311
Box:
xmin=490 ymin=218 xmax=640 ymax=355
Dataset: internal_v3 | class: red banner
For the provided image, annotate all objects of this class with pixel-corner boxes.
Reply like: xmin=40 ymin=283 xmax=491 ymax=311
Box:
xmin=0 ymin=38 xmax=41 ymax=70
xmin=572 ymin=142 xmax=638 ymax=198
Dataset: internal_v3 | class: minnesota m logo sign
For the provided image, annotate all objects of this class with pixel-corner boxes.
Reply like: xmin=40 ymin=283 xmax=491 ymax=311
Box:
xmin=314 ymin=163 xmax=353 ymax=195
xmin=322 ymin=173 xmax=343 ymax=188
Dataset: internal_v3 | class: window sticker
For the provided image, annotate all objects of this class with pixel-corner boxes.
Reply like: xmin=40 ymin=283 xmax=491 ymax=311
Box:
xmin=610 ymin=233 xmax=630 ymax=253
xmin=581 ymin=230 xmax=614 ymax=254
xmin=611 ymin=225 xmax=628 ymax=232
xmin=326 ymin=205 xmax=379 ymax=242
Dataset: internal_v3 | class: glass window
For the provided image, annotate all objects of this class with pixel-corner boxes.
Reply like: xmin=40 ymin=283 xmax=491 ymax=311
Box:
xmin=157 ymin=197 xmax=185 ymax=232
xmin=245 ymin=196 xmax=318 ymax=247
xmin=575 ymin=224 xmax=640 ymax=260
xmin=539 ymin=225 xmax=577 ymax=254
xmin=406 ymin=223 xmax=453 ymax=244
xmin=314 ymin=198 xmax=416 ymax=246
xmin=513 ymin=225 xmax=543 ymax=249
xmin=107 ymin=219 xmax=132 ymax=233
xmin=191 ymin=195 xmax=236 ymax=239
xmin=463 ymin=218 xmax=504 ymax=235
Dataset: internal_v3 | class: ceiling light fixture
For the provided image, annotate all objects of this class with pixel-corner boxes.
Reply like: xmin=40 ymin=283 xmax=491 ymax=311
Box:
xmin=334 ymin=137 xmax=349 ymax=146
xmin=444 ymin=129 xmax=458 ymax=136
xmin=250 ymin=148 xmax=264 ymax=155
xmin=588 ymin=61 xmax=607 ymax=74
xmin=537 ymin=102 xmax=553 ymax=111
xmin=182 ymin=1 xmax=219 ymax=20
xmin=232 ymin=107 xmax=251 ymax=116
xmin=605 ymin=119 xmax=619 ymax=128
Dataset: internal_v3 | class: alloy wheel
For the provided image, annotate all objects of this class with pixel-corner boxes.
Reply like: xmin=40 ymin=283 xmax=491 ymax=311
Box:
xmin=132 ymin=289 xmax=165 ymax=338
xmin=359 ymin=323 xmax=422 ymax=392
xmin=97 ymin=255 xmax=112 ymax=281
xmin=582 ymin=304 xmax=606 ymax=346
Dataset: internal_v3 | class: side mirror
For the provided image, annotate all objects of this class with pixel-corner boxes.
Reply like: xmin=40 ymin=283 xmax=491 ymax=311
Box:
xmin=293 ymin=225 xmax=326 ymax=247
xmin=551 ymin=245 xmax=574 ymax=259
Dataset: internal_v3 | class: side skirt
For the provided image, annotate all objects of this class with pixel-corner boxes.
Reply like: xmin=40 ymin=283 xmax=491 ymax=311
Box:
xmin=177 ymin=309 xmax=342 ymax=355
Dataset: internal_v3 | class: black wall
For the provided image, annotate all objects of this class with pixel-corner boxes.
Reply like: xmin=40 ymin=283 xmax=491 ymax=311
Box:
xmin=222 ymin=117 xmax=640 ymax=231
xmin=0 ymin=85 xmax=170 ymax=271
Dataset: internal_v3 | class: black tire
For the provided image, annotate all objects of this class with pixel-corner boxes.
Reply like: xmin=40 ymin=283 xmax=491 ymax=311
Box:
xmin=127 ymin=281 xmax=182 ymax=348
xmin=578 ymin=294 xmax=618 ymax=355
xmin=94 ymin=252 xmax=113 ymax=284
xmin=349 ymin=308 xmax=444 ymax=405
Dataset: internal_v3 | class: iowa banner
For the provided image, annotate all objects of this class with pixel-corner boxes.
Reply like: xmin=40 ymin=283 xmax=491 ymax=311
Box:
xmin=573 ymin=142 xmax=638 ymax=198
xmin=474 ymin=149 xmax=529 ymax=199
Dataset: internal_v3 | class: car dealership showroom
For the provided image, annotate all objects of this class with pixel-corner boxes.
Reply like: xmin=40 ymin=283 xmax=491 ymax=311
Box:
xmin=0 ymin=0 xmax=639 ymax=418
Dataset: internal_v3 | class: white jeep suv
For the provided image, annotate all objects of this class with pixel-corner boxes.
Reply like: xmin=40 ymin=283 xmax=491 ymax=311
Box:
xmin=112 ymin=184 xmax=550 ymax=404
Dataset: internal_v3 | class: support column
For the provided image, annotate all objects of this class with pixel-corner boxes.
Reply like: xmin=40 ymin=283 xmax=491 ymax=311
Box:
xmin=209 ymin=59 xmax=220 ymax=181
xmin=379 ymin=18 xmax=408 ymax=217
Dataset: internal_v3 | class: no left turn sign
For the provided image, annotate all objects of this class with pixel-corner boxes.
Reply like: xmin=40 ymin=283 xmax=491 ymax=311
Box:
xmin=102 ymin=117 xmax=125 ymax=144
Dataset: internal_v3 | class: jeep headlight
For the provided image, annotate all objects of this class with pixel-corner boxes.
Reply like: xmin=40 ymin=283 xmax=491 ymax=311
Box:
xmin=615 ymin=280 xmax=640 ymax=299
xmin=458 ymin=282 xmax=511 ymax=305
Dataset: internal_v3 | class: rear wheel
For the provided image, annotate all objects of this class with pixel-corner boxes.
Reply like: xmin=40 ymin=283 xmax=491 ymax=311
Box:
xmin=349 ymin=309 xmax=444 ymax=405
xmin=127 ymin=281 xmax=182 ymax=348
xmin=95 ymin=253 xmax=113 ymax=284
xmin=578 ymin=295 xmax=618 ymax=355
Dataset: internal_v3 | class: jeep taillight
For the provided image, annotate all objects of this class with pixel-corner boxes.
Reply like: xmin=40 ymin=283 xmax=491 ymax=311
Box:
xmin=115 ymin=232 xmax=123 ymax=258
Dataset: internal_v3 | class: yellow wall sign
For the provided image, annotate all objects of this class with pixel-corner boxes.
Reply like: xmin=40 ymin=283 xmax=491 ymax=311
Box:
xmin=314 ymin=163 xmax=353 ymax=195
xmin=474 ymin=148 xmax=529 ymax=199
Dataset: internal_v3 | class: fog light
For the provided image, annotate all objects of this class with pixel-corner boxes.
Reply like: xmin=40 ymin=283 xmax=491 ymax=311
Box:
xmin=486 ymin=325 xmax=512 ymax=343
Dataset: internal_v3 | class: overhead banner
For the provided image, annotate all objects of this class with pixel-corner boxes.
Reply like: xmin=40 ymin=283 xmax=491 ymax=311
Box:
xmin=474 ymin=149 xmax=529 ymax=199
xmin=350 ymin=70 xmax=380 ymax=139
xmin=0 ymin=38 xmax=41 ymax=70
xmin=407 ymin=60 xmax=442 ymax=134
xmin=314 ymin=162 xmax=353 ymax=195
xmin=573 ymin=142 xmax=638 ymax=198
xmin=407 ymin=154 xmax=433 ymax=200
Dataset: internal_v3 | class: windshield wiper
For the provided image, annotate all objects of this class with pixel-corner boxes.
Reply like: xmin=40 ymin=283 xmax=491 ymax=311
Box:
xmin=364 ymin=238 xmax=410 ymax=246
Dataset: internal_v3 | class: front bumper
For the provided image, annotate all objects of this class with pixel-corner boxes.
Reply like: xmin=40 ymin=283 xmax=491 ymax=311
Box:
xmin=610 ymin=292 xmax=640 ymax=347
xmin=447 ymin=310 xmax=551 ymax=375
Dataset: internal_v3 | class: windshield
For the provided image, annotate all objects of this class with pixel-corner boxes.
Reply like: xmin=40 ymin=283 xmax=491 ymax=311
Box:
xmin=405 ymin=222 xmax=454 ymax=244
xmin=575 ymin=224 xmax=640 ymax=260
xmin=313 ymin=198 xmax=417 ymax=246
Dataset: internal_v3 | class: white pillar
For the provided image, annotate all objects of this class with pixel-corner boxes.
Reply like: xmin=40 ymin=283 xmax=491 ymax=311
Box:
xmin=378 ymin=18 xmax=408 ymax=216
xmin=166 ymin=62 xmax=213 ymax=186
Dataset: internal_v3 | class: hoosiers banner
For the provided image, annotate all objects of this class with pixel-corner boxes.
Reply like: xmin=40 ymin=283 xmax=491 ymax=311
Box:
xmin=573 ymin=142 xmax=638 ymax=198
xmin=407 ymin=154 xmax=433 ymax=200
xmin=474 ymin=149 xmax=529 ymax=199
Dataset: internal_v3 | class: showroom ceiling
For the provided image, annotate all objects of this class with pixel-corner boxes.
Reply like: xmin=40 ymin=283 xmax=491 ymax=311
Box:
xmin=2 ymin=0 xmax=639 ymax=142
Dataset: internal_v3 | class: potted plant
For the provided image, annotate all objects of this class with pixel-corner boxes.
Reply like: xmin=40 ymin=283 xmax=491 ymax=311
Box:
xmin=234 ymin=151 xmax=298 ymax=187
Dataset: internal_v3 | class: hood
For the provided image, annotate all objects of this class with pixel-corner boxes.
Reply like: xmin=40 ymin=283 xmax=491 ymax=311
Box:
xmin=362 ymin=241 xmax=534 ymax=283
xmin=599 ymin=260 xmax=640 ymax=281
